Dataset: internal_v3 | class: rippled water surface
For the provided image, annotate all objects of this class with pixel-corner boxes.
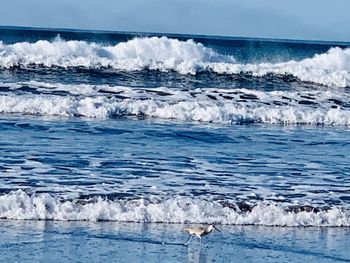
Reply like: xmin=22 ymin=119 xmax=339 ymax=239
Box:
xmin=1 ymin=117 xmax=349 ymax=206
xmin=1 ymin=27 xmax=350 ymax=227
xmin=2 ymin=26 xmax=350 ymax=263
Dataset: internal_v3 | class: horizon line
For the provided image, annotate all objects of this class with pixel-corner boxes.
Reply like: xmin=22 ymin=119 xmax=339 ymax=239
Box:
xmin=0 ymin=24 xmax=349 ymax=46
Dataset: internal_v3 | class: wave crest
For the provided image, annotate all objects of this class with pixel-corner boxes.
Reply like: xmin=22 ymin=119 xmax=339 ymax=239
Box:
xmin=1 ymin=37 xmax=350 ymax=87
xmin=1 ymin=83 xmax=350 ymax=125
xmin=0 ymin=36 xmax=234 ymax=74
xmin=0 ymin=190 xmax=348 ymax=226
xmin=215 ymin=47 xmax=350 ymax=88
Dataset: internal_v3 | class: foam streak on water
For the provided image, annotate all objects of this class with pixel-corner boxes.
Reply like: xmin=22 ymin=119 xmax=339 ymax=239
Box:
xmin=1 ymin=82 xmax=350 ymax=125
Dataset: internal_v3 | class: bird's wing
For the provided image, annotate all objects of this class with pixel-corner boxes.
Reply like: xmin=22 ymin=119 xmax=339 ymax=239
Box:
xmin=184 ymin=227 xmax=205 ymax=235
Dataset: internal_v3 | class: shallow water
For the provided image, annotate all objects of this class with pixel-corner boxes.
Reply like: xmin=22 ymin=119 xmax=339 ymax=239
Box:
xmin=1 ymin=221 xmax=349 ymax=263
xmin=1 ymin=117 xmax=350 ymax=206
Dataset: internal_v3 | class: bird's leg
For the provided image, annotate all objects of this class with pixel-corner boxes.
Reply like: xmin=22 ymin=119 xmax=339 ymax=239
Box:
xmin=185 ymin=235 xmax=193 ymax=245
xmin=198 ymin=236 xmax=207 ymax=248
xmin=199 ymin=239 xmax=207 ymax=248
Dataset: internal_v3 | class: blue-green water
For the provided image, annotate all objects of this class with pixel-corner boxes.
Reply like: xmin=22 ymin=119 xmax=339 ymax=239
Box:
xmin=0 ymin=27 xmax=350 ymax=262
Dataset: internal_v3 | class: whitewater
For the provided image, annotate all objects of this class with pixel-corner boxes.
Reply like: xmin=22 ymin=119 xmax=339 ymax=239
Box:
xmin=0 ymin=190 xmax=349 ymax=227
xmin=1 ymin=27 xmax=350 ymax=233
xmin=1 ymin=36 xmax=350 ymax=87
xmin=1 ymin=82 xmax=350 ymax=125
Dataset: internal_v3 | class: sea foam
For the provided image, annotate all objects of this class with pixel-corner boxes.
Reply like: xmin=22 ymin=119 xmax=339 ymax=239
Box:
xmin=1 ymin=37 xmax=350 ymax=87
xmin=1 ymin=82 xmax=350 ymax=125
xmin=0 ymin=36 xmax=233 ymax=74
xmin=0 ymin=190 xmax=348 ymax=226
xmin=212 ymin=47 xmax=350 ymax=88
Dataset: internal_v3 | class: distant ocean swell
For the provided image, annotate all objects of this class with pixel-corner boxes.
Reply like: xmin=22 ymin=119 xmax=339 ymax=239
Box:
xmin=0 ymin=190 xmax=348 ymax=227
xmin=1 ymin=82 xmax=350 ymax=125
xmin=0 ymin=37 xmax=350 ymax=87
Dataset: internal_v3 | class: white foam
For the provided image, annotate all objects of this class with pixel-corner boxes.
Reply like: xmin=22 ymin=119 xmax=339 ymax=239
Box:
xmin=1 ymin=37 xmax=350 ymax=87
xmin=0 ymin=94 xmax=74 ymax=116
xmin=0 ymin=36 xmax=233 ymax=74
xmin=0 ymin=190 xmax=348 ymax=226
xmin=212 ymin=47 xmax=350 ymax=88
xmin=1 ymin=83 xmax=350 ymax=125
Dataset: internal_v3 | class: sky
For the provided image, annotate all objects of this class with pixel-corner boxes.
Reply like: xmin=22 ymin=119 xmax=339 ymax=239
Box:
xmin=0 ymin=0 xmax=349 ymax=41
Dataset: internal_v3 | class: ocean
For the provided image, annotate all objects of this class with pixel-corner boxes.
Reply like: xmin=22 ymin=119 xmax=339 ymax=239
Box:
xmin=0 ymin=26 xmax=350 ymax=262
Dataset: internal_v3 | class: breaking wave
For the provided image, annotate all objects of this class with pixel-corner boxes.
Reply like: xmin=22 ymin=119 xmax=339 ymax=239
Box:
xmin=0 ymin=190 xmax=348 ymax=227
xmin=0 ymin=36 xmax=233 ymax=74
xmin=0 ymin=37 xmax=350 ymax=87
xmin=1 ymin=82 xmax=350 ymax=125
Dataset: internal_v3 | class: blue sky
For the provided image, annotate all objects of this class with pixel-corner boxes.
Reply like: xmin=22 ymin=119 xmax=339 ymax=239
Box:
xmin=0 ymin=0 xmax=349 ymax=41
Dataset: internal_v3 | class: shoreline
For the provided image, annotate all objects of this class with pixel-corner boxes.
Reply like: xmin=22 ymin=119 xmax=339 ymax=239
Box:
xmin=1 ymin=220 xmax=349 ymax=262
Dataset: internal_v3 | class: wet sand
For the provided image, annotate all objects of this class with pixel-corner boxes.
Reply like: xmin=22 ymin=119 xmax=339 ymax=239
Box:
xmin=1 ymin=220 xmax=349 ymax=263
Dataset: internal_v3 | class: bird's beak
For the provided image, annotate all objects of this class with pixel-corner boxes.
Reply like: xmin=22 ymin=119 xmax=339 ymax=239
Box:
xmin=213 ymin=225 xmax=221 ymax=232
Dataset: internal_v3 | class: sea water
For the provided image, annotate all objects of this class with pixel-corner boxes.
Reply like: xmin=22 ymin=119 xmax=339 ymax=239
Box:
xmin=0 ymin=26 xmax=350 ymax=262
